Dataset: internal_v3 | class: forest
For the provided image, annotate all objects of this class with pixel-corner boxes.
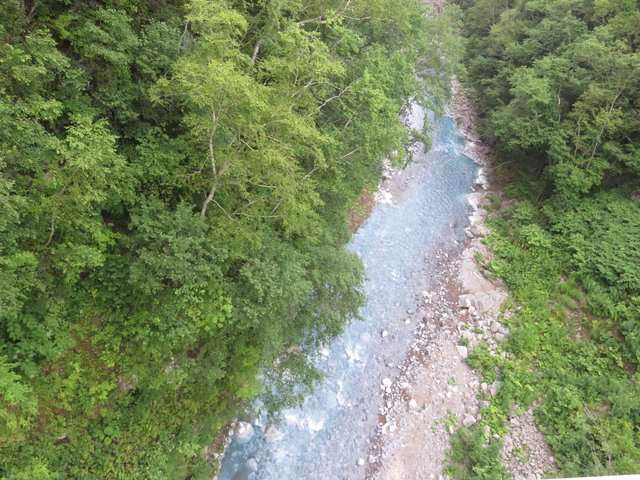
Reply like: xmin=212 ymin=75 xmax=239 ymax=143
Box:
xmin=448 ymin=0 xmax=640 ymax=477
xmin=0 ymin=0 xmax=462 ymax=478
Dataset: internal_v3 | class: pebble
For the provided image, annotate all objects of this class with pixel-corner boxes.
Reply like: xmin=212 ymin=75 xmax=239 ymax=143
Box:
xmin=357 ymin=458 xmax=365 ymax=466
xmin=456 ymin=345 xmax=468 ymax=359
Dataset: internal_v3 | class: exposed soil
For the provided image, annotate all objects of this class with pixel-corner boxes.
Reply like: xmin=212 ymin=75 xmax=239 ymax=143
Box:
xmin=349 ymin=189 xmax=377 ymax=233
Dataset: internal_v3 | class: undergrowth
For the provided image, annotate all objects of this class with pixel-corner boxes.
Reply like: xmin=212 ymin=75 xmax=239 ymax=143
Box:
xmin=446 ymin=190 xmax=640 ymax=479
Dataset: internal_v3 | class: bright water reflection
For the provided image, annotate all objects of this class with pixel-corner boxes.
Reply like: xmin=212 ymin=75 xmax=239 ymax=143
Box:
xmin=218 ymin=109 xmax=478 ymax=480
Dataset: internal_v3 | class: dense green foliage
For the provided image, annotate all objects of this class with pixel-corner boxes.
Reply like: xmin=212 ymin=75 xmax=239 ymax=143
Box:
xmin=0 ymin=0 xmax=462 ymax=478
xmin=448 ymin=0 xmax=640 ymax=477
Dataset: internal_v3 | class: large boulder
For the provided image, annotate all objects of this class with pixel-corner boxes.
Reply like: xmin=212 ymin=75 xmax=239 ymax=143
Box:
xmin=233 ymin=421 xmax=255 ymax=445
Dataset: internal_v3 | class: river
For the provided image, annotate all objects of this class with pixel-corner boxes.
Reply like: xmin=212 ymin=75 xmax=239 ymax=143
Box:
xmin=218 ymin=104 xmax=478 ymax=480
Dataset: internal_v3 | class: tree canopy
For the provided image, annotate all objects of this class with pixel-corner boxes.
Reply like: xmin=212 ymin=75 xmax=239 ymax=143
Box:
xmin=0 ymin=0 xmax=462 ymax=477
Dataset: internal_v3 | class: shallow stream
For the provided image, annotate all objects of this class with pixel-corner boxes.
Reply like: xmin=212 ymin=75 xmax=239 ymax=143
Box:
xmin=218 ymin=106 xmax=478 ymax=480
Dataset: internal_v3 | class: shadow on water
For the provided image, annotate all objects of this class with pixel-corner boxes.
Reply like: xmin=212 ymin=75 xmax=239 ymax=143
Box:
xmin=218 ymin=108 xmax=478 ymax=480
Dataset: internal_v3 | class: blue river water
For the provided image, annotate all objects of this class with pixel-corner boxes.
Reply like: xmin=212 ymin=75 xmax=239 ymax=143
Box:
xmin=218 ymin=109 xmax=478 ymax=480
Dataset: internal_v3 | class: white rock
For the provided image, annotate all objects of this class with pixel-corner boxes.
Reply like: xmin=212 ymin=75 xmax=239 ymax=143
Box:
xmin=408 ymin=399 xmax=418 ymax=409
xmin=381 ymin=377 xmax=392 ymax=388
xmin=246 ymin=458 xmax=258 ymax=472
xmin=357 ymin=458 xmax=365 ymax=466
xmin=463 ymin=414 xmax=477 ymax=427
xmin=488 ymin=382 xmax=500 ymax=397
xmin=381 ymin=330 xmax=389 ymax=338
xmin=264 ymin=425 xmax=283 ymax=442
xmin=456 ymin=345 xmax=468 ymax=359
xmin=504 ymin=436 xmax=514 ymax=452
xmin=459 ymin=296 xmax=472 ymax=309
xmin=233 ymin=421 xmax=255 ymax=445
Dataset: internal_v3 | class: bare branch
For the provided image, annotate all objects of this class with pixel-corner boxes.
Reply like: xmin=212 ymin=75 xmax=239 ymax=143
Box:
xmin=341 ymin=147 xmax=361 ymax=159
xmin=201 ymin=110 xmax=220 ymax=218
xmin=298 ymin=17 xmax=328 ymax=27
xmin=45 ymin=213 xmax=55 ymax=247
xmin=302 ymin=166 xmax=319 ymax=180
xmin=200 ymin=178 xmax=219 ymax=218
xmin=212 ymin=199 xmax=235 ymax=221
xmin=252 ymin=39 xmax=264 ymax=64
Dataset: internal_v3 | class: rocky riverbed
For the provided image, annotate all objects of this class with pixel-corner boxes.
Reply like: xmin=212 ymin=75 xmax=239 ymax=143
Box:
xmin=364 ymin=80 xmax=557 ymax=480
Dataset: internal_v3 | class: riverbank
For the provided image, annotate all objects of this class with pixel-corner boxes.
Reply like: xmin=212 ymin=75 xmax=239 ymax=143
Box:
xmin=364 ymin=89 xmax=496 ymax=478
xmin=367 ymin=81 xmax=556 ymax=480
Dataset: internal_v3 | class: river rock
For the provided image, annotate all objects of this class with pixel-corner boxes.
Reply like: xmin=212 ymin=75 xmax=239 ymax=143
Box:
xmin=504 ymin=435 xmax=514 ymax=453
xmin=490 ymin=321 xmax=500 ymax=333
xmin=458 ymin=295 xmax=472 ymax=309
xmin=461 ymin=330 xmax=474 ymax=342
xmin=264 ymin=425 xmax=283 ymax=443
xmin=471 ymin=224 xmax=490 ymax=237
xmin=246 ymin=458 xmax=258 ymax=472
xmin=463 ymin=414 xmax=477 ymax=427
xmin=488 ymin=383 xmax=499 ymax=397
xmin=233 ymin=421 xmax=255 ymax=445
